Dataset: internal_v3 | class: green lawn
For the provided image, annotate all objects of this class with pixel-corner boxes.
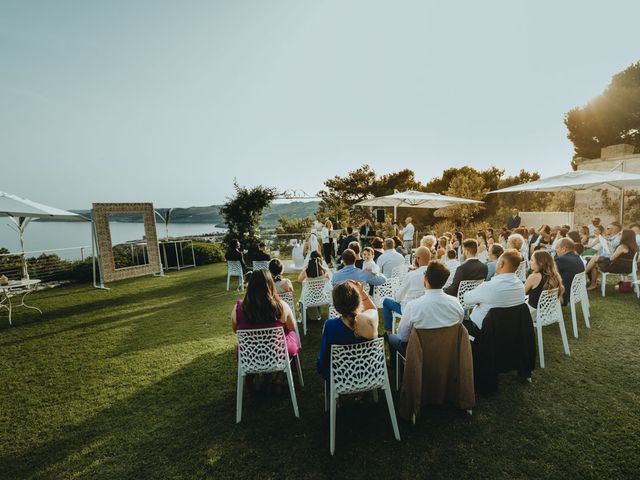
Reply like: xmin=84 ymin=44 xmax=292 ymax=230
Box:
xmin=1 ymin=263 xmax=638 ymax=479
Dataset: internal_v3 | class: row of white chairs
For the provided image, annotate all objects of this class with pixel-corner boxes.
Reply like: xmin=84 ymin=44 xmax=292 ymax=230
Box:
xmin=225 ymin=260 xmax=272 ymax=291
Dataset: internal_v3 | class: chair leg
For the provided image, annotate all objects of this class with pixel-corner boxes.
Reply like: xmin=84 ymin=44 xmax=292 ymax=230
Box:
xmin=383 ymin=382 xmax=401 ymax=441
xmin=372 ymin=388 xmax=379 ymax=403
xmin=581 ymin=300 xmax=590 ymax=328
xmin=395 ymin=352 xmax=400 ymax=391
xmin=226 ymin=274 xmax=230 ymax=291
xmin=601 ymin=273 xmax=606 ymax=297
xmin=570 ymin=301 xmax=578 ymax=338
xmin=294 ymin=355 xmax=304 ymax=387
xmin=558 ymin=316 xmax=571 ymax=356
xmin=536 ymin=323 xmax=545 ymax=369
xmin=324 ymin=381 xmax=327 ymax=413
xmin=330 ymin=385 xmax=337 ymax=455
xmin=236 ymin=369 xmax=244 ymax=423
xmin=285 ymin=363 xmax=300 ymax=418
xmin=302 ymin=307 xmax=307 ymax=336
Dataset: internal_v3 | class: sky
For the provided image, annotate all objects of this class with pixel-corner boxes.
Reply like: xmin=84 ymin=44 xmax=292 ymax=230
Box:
xmin=1 ymin=0 xmax=639 ymax=210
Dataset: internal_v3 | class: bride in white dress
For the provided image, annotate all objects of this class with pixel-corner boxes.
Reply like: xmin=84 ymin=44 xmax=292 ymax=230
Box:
xmin=303 ymin=233 xmax=322 ymax=267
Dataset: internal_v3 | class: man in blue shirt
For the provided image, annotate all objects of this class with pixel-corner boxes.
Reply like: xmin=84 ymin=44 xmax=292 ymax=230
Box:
xmin=331 ymin=249 xmax=387 ymax=287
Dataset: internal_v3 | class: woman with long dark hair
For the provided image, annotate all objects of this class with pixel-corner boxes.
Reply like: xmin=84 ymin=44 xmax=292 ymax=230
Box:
xmin=298 ymin=251 xmax=329 ymax=321
xmin=268 ymin=259 xmax=293 ymax=294
xmin=231 ymin=270 xmax=300 ymax=358
xmin=588 ymin=229 xmax=639 ymax=289
xmin=525 ymin=250 xmax=565 ymax=309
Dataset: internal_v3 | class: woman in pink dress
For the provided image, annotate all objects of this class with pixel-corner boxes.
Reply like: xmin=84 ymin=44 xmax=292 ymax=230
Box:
xmin=231 ymin=269 xmax=300 ymax=358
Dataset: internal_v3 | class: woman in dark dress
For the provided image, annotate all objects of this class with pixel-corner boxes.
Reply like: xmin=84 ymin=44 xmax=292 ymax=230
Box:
xmin=525 ymin=250 xmax=564 ymax=310
xmin=591 ymin=229 xmax=639 ymax=289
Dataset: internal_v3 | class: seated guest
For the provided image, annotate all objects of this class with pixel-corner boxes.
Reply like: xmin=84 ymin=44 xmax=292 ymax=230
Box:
xmin=337 ymin=227 xmax=358 ymax=256
xmin=377 ymin=238 xmax=405 ymax=276
xmin=337 ymin=241 xmax=364 ymax=270
xmin=225 ymin=238 xmax=248 ymax=272
xmin=444 ymin=239 xmax=488 ymax=297
xmin=567 ymin=230 xmax=582 ymax=246
xmin=528 ymin=227 xmax=540 ymax=249
xmin=393 ymin=236 xmax=408 ymax=256
xmin=381 ymin=246 xmax=431 ymax=333
xmin=555 ymin=238 xmax=586 ymax=304
xmin=269 ymin=259 xmax=293 ymax=294
xmin=508 ymin=233 xmax=527 ymax=260
xmin=551 ymin=227 xmax=569 ymax=251
xmin=630 ymin=223 xmax=640 ymax=244
xmin=232 ymin=270 xmax=300 ymax=359
xmin=316 ymin=280 xmax=379 ymax=379
xmin=361 ymin=246 xmax=380 ymax=274
xmin=253 ymin=241 xmax=271 ymax=261
xmin=331 ymin=249 xmax=387 ymax=287
xmin=476 ymin=231 xmax=489 ymax=263
xmin=525 ymin=250 xmax=565 ymax=311
xmin=371 ymin=237 xmax=385 ymax=261
xmin=588 ymin=229 xmax=639 ymax=289
xmin=420 ymin=234 xmax=437 ymax=255
xmin=387 ymin=261 xmax=464 ymax=363
xmin=444 ymin=248 xmax=460 ymax=276
xmin=486 ymin=244 xmax=504 ymax=281
xmin=462 ymin=249 xmax=526 ymax=336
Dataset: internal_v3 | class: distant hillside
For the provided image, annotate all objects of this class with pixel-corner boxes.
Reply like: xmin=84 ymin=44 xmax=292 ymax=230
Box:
xmin=56 ymin=201 xmax=319 ymax=228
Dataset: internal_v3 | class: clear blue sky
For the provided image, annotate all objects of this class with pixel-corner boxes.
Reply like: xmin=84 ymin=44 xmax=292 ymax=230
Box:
xmin=1 ymin=0 xmax=639 ymax=209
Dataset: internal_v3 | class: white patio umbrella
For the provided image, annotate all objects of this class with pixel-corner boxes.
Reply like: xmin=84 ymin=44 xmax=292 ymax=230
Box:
xmin=354 ymin=190 xmax=484 ymax=221
xmin=487 ymin=170 xmax=640 ymax=222
xmin=0 ymin=191 xmax=89 ymax=280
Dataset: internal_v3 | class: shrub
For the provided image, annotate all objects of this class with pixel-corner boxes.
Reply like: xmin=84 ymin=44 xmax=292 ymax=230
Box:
xmin=188 ymin=242 xmax=225 ymax=265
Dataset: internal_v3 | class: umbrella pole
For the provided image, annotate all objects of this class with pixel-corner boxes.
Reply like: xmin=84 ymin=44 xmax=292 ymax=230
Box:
xmin=620 ymin=188 xmax=624 ymax=223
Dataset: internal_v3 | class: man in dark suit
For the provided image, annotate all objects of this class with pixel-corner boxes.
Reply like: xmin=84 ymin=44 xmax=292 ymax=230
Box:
xmin=359 ymin=220 xmax=376 ymax=247
xmin=444 ymin=238 xmax=488 ymax=297
xmin=506 ymin=209 xmax=521 ymax=230
xmin=338 ymin=227 xmax=358 ymax=256
xmin=555 ymin=238 xmax=585 ymax=305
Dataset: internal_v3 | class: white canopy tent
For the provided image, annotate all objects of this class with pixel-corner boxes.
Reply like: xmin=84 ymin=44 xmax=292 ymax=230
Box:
xmin=487 ymin=170 xmax=640 ymax=222
xmin=354 ymin=190 xmax=484 ymax=222
xmin=0 ymin=191 xmax=89 ymax=280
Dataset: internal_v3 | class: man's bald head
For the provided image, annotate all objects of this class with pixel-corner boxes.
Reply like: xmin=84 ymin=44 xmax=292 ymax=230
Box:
xmin=415 ymin=246 xmax=431 ymax=266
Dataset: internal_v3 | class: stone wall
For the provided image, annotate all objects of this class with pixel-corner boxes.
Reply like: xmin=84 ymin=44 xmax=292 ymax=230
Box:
xmin=573 ymin=144 xmax=640 ymax=226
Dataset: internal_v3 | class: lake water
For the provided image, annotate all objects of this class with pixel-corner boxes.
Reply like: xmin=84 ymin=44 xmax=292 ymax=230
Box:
xmin=0 ymin=221 xmax=225 ymax=260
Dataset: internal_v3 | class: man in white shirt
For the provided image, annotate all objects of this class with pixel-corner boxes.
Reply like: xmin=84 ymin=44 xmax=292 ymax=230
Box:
xmin=387 ymin=261 xmax=464 ymax=363
xmin=462 ymin=249 xmax=526 ymax=337
xmin=400 ymin=217 xmax=415 ymax=252
xmin=588 ymin=217 xmax=601 ymax=238
xmin=381 ymin=246 xmax=430 ymax=333
xmin=376 ymin=237 xmax=405 ymax=276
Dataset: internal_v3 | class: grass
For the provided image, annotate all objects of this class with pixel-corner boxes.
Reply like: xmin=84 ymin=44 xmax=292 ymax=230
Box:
xmin=0 ymin=263 xmax=638 ymax=479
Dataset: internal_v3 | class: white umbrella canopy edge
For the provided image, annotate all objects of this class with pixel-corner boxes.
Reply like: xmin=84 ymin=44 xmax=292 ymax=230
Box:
xmin=354 ymin=190 xmax=483 ymax=209
xmin=487 ymin=170 xmax=640 ymax=194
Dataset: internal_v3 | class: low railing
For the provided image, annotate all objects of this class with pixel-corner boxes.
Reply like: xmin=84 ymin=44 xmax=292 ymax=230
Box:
xmin=0 ymin=246 xmax=93 ymax=283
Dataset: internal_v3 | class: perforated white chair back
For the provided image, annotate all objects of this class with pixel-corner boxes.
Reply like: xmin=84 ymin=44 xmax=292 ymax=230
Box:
xmin=458 ymin=279 xmax=483 ymax=310
xmin=330 ymin=338 xmax=386 ymax=395
xmin=328 ymin=305 xmax=340 ymax=319
xmin=237 ymin=327 xmax=288 ymax=374
xmin=300 ymin=277 xmax=331 ymax=308
xmin=280 ymin=291 xmax=295 ymax=312
xmin=373 ymin=277 xmax=400 ymax=308
xmin=404 ymin=254 xmax=412 ymax=265
xmin=392 ymin=264 xmax=409 ymax=279
xmin=226 ymin=261 xmax=244 ymax=291
xmin=515 ymin=260 xmax=527 ymax=282
xmin=252 ymin=261 xmax=270 ymax=271
xmin=536 ymin=288 xmax=563 ymax=327
xmin=570 ymin=272 xmax=587 ymax=305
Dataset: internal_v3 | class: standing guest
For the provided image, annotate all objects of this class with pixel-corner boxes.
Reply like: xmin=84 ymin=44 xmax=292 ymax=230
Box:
xmin=381 ymin=246 xmax=431 ymax=333
xmin=588 ymin=217 xmax=601 ymax=238
xmin=525 ymin=250 xmax=565 ymax=311
xmin=225 ymin=238 xmax=248 ymax=272
xmin=321 ymin=220 xmax=335 ymax=267
xmin=253 ymin=241 xmax=271 ymax=261
xmin=507 ymin=208 xmax=522 ymax=230
xmin=444 ymin=249 xmax=461 ymax=277
xmin=331 ymin=249 xmax=387 ymax=287
xmin=377 ymin=238 xmax=406 ymax=276
xmin=269 ymin=259 xmax=293 ymax=294
xmin=555 ymin=238 xmax=586 ymax=305
xmin=316 ymin=281 xmax=379 ymax=379
xmin=485 ymin=244 xmax=504 ymax=281
xmin=232 ymin=269 xmax=300 ymax=359
xmin=588 ymin=229 xmax=639 ymax=290
xmin=369 ymin=236 xmax=383 ymax=261
xmin=443 ymin=239 xmax=488 ymax=297
xmin=387 ymin=261 xmax=464 ymax=363
xmin=462 ymin=249 xmax=526 ymax=336
xmin=361 ymin=247 xmax=380 ymax=274
xmin=337 ymin=227 xmax=358 ymax=256
xmin=298 ymin=251 xmax=330 ymax=321
xmin=359 ymin=219 xmax=375 ymax=244
xmin=393 ymin=236 xmax=408 ymax=256
xmin=400 ymin=217 xmax=415 ymax=252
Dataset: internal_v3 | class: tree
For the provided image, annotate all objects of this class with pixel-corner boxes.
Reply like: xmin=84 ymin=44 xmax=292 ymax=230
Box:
xmin=565 ymin=62 xmax=640 ymax=160
xmin=220 ymin=182 xmax=276 ymax=260
xmin=437 ymin=170 xmax=487 ymax=225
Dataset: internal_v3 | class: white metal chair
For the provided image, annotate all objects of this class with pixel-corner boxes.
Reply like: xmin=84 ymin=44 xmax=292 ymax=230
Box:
xmin=600 ymin=252 xmax=638 ymax=297
xmin=328 ymin=305 xmax=340 ymax=319
xmin=280 ymin=291 xmax=303 ymax=347
xmin=372 ymin=277 xmax=400 ymax=308
xmin=324 ymin=338 xmax=400 ymax=455
xmin=569 ymin=272 xmax=590 ymax=338
xmin=226 ymin=261 xmax=244 ymax=291
xmin=532 ymin=288 xmax=570 ymax=368
xmin=404 ymin=254 xmax=412 ymax=265
xmin=236 ymin=327 xmax=302 ymax=423
xmin=457 ymin=280 xmax=484 ymax=312
xmin=515 ymin=260 xmax=528 ymax=283
xmin=392 ymin=264 xmax=409 ymax=282
xmin=252 ymin=260 xmax=270 ymax=271
xmin=299 ymin=277 xmax=331 ymax=335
